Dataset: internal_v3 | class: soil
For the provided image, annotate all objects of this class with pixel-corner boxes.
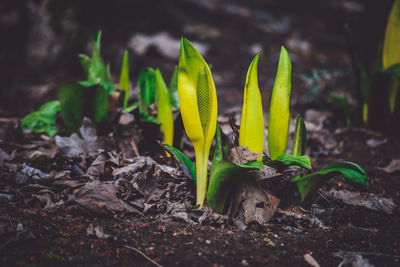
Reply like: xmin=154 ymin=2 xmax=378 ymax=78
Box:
xmin=1 ymin=127 xmax=400 ymax=267
xmin=1 ymin=1 xmax=400 ymax=266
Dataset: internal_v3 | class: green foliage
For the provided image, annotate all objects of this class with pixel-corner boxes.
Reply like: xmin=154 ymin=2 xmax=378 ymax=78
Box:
xmin=292 ymin=161 xmax=368 ymax=201
xmin=206 ymin=160 xmax=263 ymax=214
xmin=119 ymin=50 xmax=130 ymax=109
xmin=155 ymin=69 xmax=174 ymax=145
xmin=57 ymin=81 xmax=108 ymax=133
xmin=20 ymin=101 xmax=60 ymax=136
xmin=239 ymin=55 xmax=264 ymax=155
xmin=138 ymin=68 xmax=157 ymax=109
xmin=329 ymin=93 xmax=352 ymax=126
xmin=268 ymin=46 xmax=292 ymax=160
xmin=169 ymin=66 xmax=180 ymax=109
xmin=292 ymin=115 xmax=307 ymax=156
xmin=275 ymin=154 xmax=312 ymax=170
xmin=210 ymin=124 xmax=224 ymax=176
xmin=164 ymin=144 xmax=196 ymax=181
xmin=78 ymin=31 xmax=115 ymax=94
xmin=347 ymin=0 xmax=400 ymax=129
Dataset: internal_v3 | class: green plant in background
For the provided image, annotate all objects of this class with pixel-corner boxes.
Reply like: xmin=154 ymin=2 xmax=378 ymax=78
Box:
xmin=169 ymin=66 xmax=180 ymax=109
xmin=137 ymin=68 xmax=157 ymax=112
xmin=78 ymin=31 xmax=114 ymax=87
xmin=268 ymin=46 xmax=292 ymax=160
xmin=329 ymin=93 xmax=351 ymax=126
xmin=155 ymin=69 xmax=174 ymax=146
xmin=58 ymin=81 xmax=109 ymax=133
xmin=20 ymin=101 xmax=60 ymax=136
xmin=178 ymin=38 xmax=218 ymax=207
xmin=239 ymin=55 xmax=264 ymax=156
xmin=119 ymin=50 xmax=130 ymax=109
xmin=383 ymin=0 xmax=400 ymax=113
xmin=21 ymin=31 xmax=116 ymax=135
xmin=346 ymin=0 xmax=400 ymax=130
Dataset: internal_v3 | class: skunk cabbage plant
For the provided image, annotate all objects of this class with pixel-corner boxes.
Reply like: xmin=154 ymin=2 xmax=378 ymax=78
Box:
xmin=178 ymin=38 xmax=218 ymax=207
xmin=383 ymin=0 xmax=400 ymax=112
xmin=155 ymin=69 xmax=174 ymax=146
xmin=268 ymin=46 xmax=292 ymax=160
xmin=119 ymin=50 xmax=130 ymax=109
xmin=292 ymin=115 xmax=307 ymax=156
xmin=239 ymin=55 xmax=264 ymax=156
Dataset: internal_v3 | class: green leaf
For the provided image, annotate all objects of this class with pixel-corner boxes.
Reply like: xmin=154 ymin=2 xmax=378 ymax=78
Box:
xmin=292 ymin=115 xmax=306 ymax=156
xmin=85 ymin=31 xmax=114 ymax=90
xmin=207 ymin=160 xmax=262 ymax=214
xmin=319 ymin=161 xmax=367 ymax=185
xmin=383 ymin=0 xmax=400 ymax=112
xmin=292 ymin=173 xmax=327 ymax=201
xmin=383 ymin=0 xmax=400 ymax=69
xmin=211 ymin=124 xmax=223 ymax=176
xmin=164 ymin=144 xmax=196 ymax=182
xmin=123 ymin=102 xmax=139 ymax=113
xmin=78 ymin=54 xmax=91 ymax=77
xmin=292 ymin=161 xmax=368 ymax=201
xmin=268 ymin=46 xmax=292 ymax=160
xmin=119 ymin=50 xmax=130 ymax=109
xmin=155 ymin=69 xmax=174 ymax=145
xmin=169 ymin=66 xmax=180 ymax=109
xmin=138 ymin=68 xmax=157 ymax=108
xmin=359 ymin=64 xmax=370 ymax=124
xmin=239 ymin=54 xmax=264 ymax=155
xmin=139 ymin=108 xmax=159 ymax=124
xmin=275 ymin=154 xmax=311 ymax=170
xmin=57 ymin=81 xmax=108 ymax=133
xmin=21 ymin=101 xmax=60 ymax=136
xmin=329 ymin=93 xmax=351 ymax=126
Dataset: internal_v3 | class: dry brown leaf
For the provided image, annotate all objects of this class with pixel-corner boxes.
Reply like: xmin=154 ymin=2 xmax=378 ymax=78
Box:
xmin=376 ymin=159 xmax=400 ymax=173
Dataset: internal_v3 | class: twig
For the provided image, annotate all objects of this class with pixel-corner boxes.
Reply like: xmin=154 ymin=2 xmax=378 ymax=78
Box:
xmin=130 ymin=138 xmax=140 ymax=157
xmin=123 ymin=245 xmax=163 ymax=267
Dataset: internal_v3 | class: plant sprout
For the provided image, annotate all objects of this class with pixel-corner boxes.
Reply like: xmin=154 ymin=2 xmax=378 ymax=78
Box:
xmin=383 ymin=0 xmax=400 ymax=113
xmin=119 ymin=50 xmax=130 ymax=109
xmin=239 ymin=55 xmax=264 ymax=156
xmin=155 ymin=69 xmax=174 ymax=146
xmin=178 ymin=38 xmax=218 ymax=207
xmin=268 ymin=46 xmax=292 ymax=160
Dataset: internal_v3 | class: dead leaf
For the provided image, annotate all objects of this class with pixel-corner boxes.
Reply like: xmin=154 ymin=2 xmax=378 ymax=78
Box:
xmin=86 ymin=152 xmax=119 ymax=178
xmin=304 ymin=254 xmax=320 ymax=267
xmin=55 ymin=117 xmax=115 ymax=158
xmin=366 ymin=138 xmax=387 ymax=148
xmin=236 ymin=179 xmax=280 ymax=224
xmin=32 ymin=193 xmax=55 ymax=209
xmin=0 ymin=148 xmax=13 ymax=168
xmin=20 ymin=164 xmax=51 ymax=181
xmin=323 ymin=189 xmax=396 ymax=214
xmin=74 ymin=180 xmax=143 ymax=215
xmin=229 ymin=146 xmax=263 ymax=164
xmin=198 ymin=207 xmax=229 ymax=226
xmin=95 ymin=226 xmax=111 ymax=239
xmin=376 ymin=159 xmax=400 ymax=173
xmin=27 ymin=146 xmax=57 ymax=160
xmin=333 ymin=250 xmax=373 ymax=267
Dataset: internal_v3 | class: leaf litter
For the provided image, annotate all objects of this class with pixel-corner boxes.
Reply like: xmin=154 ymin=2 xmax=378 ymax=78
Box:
xmin=1 ymin=111 xmax=400 ymax=266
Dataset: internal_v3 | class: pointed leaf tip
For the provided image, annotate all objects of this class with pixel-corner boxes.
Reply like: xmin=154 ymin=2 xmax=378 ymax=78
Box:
xmin=240 ymin=54 xmax=264 ymax=156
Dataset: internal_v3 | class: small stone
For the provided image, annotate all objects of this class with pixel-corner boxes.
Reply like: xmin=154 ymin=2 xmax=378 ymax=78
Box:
xmin=16 ymin=223 xmax=24 ymax=232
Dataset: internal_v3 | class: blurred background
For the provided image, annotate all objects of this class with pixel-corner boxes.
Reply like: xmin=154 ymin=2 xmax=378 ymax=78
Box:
xmin=0 ymin=0 xmax=394 ymax=119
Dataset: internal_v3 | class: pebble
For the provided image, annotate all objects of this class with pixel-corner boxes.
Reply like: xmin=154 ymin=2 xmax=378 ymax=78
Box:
xmin=16 ymin=223 xmax=24 ymax=231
